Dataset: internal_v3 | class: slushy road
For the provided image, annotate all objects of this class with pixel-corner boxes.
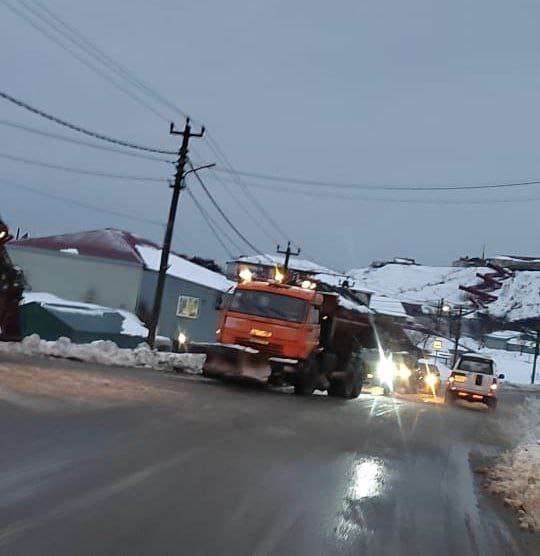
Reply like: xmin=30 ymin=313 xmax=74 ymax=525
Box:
xmin=0 ymin=353 xmax=538 ymax=556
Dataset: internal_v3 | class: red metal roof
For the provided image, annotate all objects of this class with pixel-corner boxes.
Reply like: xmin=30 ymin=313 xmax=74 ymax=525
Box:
xmin=9 ymin=228 xmax=160 ymax=265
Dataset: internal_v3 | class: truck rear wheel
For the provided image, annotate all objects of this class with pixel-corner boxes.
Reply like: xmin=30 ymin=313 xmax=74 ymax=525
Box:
xmin=328 ymin=370 xmax=362 ymax=399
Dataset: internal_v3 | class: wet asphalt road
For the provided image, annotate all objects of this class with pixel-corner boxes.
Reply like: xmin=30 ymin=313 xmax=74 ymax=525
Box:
xmin=0 ymin=353 xmax=538 ymax=556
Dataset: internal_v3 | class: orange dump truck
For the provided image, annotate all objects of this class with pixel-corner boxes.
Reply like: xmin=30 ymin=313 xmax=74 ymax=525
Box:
xmin=192 ymin=279 xmax=374 ymax=399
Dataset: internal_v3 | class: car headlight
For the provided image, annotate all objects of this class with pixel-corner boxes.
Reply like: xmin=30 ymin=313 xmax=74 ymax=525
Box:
xmin=398 ymin=365 xmax=411 ymax=380
xmin=425 ymin=374 xmax=438 ymax=387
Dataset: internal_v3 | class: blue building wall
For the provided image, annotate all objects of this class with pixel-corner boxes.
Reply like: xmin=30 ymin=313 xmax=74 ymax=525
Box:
xmin=138 ymin=270 xmax=225 ymax=343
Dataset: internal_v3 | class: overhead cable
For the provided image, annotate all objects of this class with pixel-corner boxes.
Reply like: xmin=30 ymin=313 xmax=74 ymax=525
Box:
xmin=0 ymin=119 xmax=173 ymax=163
xmin=188 ymin=162 xmax=266 ymax=256
xmin=186 ymin=188 xmax=236 ymax=258
xmin=0 ymin=178 xmax=165 ymax=226
xmin=0 ymin=90 xmax=176 ymax=155
xmin=213 ymin=168 xmax=540 ymax=192
xmin=1 ymin=0 xmax=172 ymax=122
xmin=0 ymin=151 xmax=167 ymax=182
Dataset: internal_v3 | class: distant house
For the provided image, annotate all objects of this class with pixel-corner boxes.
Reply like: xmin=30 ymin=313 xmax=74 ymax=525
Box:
xmin=8 ymin=229 xmax=234 ymax=343
xmin=483 ymin=330 xmax=520 ymax=351
xmin=488 ymin=255 xmax=540 ymax=271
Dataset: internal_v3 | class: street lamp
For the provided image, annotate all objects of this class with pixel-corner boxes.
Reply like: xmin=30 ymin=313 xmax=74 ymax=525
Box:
xmin=439 ymin=303 xmax=464 ymax=367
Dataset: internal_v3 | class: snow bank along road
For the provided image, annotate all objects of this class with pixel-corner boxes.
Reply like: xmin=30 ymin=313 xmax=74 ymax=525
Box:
xmin=0 ymin=354 xmax=539 ymax=556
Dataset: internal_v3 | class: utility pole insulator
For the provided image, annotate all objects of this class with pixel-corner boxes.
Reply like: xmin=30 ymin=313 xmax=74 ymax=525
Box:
xmin=277 ymin=241 xmax=301 ymax=274
xmin=147 ymin=118 xmax=205 ymax=349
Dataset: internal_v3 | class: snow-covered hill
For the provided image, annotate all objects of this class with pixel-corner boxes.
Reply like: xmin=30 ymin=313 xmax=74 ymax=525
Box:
xmin=347 ymin=264 xmax=489 ymax=305
xmin=346 ymin=264 xmax=540 ymax=323
xmin=485 ymin=272 xmax=540 ymax=323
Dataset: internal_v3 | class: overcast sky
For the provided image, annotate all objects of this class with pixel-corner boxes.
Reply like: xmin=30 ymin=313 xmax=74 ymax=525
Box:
xmin=1 ymin=0 xmax=540 ymax=271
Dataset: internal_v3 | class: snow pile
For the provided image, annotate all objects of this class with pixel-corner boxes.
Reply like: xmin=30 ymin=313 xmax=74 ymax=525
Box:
xmin=487 ymin=397 xmax=540 ymax=531
xmin=484 ymin=272 xmax=540 ymax=323
xmin=0 ymin=334 xmax=204 ymax=373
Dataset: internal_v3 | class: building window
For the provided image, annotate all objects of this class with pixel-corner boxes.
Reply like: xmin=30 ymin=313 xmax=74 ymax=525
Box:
xmin=177 ymin=295 xmax=200 ymax=319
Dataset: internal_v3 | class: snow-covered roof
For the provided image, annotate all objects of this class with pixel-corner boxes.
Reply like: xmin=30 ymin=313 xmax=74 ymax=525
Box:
xmin=493 ymin=255 xmax=540 ymax=263
xmin=234 ymin=254 xmax=336 ymax=275
xmin=337 ymin=295 xmax=373 ymax=314
xmin=370 ymin=295 xmax=408 ymax=318
xmin=485 ymin=330 xmax=520 ymax=340
xmin=136 ymin=245 xmax=234 ymax=293
xmin=21 ymin=292 xmax=148 ymax=337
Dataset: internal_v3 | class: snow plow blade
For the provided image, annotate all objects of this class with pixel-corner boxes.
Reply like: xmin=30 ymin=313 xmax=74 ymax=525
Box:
xmin=189 ymin=343 xmax=272 ymax=383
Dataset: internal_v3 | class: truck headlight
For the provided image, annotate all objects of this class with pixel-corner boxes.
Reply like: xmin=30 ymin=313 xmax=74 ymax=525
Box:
xmin=376 ymin=357 xmax=396 ymax=387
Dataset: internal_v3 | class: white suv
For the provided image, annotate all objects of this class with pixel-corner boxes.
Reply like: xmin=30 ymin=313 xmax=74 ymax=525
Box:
xmin=445 ymin=353 xmax=504 ymax=410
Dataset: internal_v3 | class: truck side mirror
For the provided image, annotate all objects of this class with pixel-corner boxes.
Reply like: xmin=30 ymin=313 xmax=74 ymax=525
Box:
xmin=216 ymin=293 xmax=231 ymax=310
xmin=498 ymin=373 xmax=505 ymax=380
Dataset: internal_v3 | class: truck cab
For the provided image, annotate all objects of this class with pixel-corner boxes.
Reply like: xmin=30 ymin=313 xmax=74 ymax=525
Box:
xmin=218 ymin=281 xmax=322 ymax=361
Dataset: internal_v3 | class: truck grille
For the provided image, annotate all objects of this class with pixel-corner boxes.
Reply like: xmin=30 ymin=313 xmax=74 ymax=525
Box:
xmin=237 ymin=339 xmax=284 ymax=357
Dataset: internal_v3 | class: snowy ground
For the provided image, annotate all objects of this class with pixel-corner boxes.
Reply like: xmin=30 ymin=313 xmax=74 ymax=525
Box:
xmin=0 ymin=334 xmax=204 ymax=373
xmin=417 ymin=333 xmax=538 ymax=385
xmin=487 ymin=397 xmax=540 ymax=532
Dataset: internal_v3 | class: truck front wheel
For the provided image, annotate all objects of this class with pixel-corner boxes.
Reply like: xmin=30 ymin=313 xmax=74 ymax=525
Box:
xmin=293 ymin=355 xmax=318 ymax=396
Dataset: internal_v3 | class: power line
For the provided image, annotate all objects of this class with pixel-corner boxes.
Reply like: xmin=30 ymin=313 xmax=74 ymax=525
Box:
xmin=186 ymin=188 xmax=235 ymax=258
xmin=213 ymin=167 xmax=540 ymax=192
xmin=0 ymin=90 xmax=176 ymax=155
xmin=0 ymin=178 xmax=165 ymax=226
xmin=204 ymin=134 xmax=322 ymax=262
xmin=1 ymin=0 xmax=172 ymax=122
xmin=27 ymin=0 xmax=193 ymax=123
xmin=0 ymin=119 xmax=173 ymax=163
xmin=188 ymin=161 xmax=265 ymax=255
xmin=205 ymin=135 xmax=289 ymax=241
xmin=209 ymin=177 xmax=540 ymax=205
xmin=0 ymin=151 xmax=168 ymax=182
xmin=192 ymin=146 xmax=279 ymax=246
xmin=185 ymin=186 xmax=245 ymax=254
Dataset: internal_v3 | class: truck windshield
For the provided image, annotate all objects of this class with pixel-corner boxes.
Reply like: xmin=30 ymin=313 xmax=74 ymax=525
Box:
xmin=456 ymin=357 xmax=493 ymax=375
xmin=229 ymin=290 xmax=308 ymax=323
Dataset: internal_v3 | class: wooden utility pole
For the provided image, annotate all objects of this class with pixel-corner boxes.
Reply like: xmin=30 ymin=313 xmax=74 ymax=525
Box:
xmin=147 ymin=118 xmax=205 ymax=348
xmin=277 ymin=241 xmax=300 ymax=274
xmin=532 ymin=330 xmax=540 ymax=385
xmin=452 ymin=306 xmax=463 ymax=367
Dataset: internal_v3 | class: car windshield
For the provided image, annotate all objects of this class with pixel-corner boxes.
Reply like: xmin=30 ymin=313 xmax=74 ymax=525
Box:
xmin=456 ymin=357 xmax=493 ymax=375
xmin=229 ymin=290 xmax=308 ymax=323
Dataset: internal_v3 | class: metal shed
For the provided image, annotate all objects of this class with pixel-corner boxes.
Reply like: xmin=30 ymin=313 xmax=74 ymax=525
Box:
xmin=20 ymin=301 xmax=145 ymax=348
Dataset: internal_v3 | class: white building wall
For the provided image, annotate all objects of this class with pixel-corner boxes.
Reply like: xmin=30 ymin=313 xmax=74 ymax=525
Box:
xmin=8 ymin=247 xmax=143 ymax=312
